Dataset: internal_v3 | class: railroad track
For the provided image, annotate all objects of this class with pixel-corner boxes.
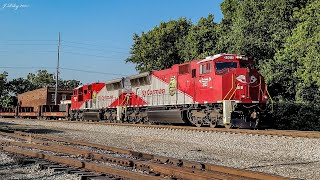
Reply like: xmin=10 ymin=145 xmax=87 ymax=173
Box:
xmin=0 ymin=130 xmax=289 ymax=180
xmin=1 ymin=118 xmax=320 ymax=139
xmin=97 ymin=122 xmax=320 ymax=138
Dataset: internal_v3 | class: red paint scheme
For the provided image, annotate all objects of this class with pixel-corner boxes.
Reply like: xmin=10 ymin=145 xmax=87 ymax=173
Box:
xmin=71 ymin=54 xmax=267 ymax=111
xmin=71 ymin=83 xmax=105 ymax=109
xmin=109 ymin=92 xmax=148 ymax=108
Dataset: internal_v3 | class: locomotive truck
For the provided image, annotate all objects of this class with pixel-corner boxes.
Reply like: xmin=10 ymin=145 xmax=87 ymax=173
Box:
xmin=70 ymin=53 xmax=269 ymax=128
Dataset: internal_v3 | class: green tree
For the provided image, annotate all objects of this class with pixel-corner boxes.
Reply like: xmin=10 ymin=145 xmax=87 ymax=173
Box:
xmin=0 ymin=94 xmax=16 ymax=107
xmin=59 ymin=79 xmax=80 ymax=89
xmin=216 ymin=0 xmax=310 ymax=65
xmin=265 ymin=0 xmax=320 ymax=103
xmin=179 ymin=14 xmax=218 ymax=61
xmin=0 ymin=70 xmax=80 ymax=107
xmin=127 ymin=18 xmax=192 ymax=72
xmin=24 ymin=69 xmax=80 ymax=90
xmin=26 ymin=70 xmax=55 ymax=89
xmin=0 ymin=72 xmax=10 ymax=107
xmin=8 ymin=77 xmax=35 ymax=95
xmin=0 ymin=71 xmax=8 ymax=98
xmin=214 ymin=0 xmax=240 ymax=54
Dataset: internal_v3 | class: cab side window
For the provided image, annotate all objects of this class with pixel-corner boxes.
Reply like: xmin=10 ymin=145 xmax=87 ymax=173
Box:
xmin=199 ymin=63 xmax=212 ymax=74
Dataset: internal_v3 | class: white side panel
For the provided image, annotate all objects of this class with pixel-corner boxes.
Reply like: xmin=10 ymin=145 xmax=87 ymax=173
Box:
xmin=94 ymin=86 xmax=120 ymax=109
xmin=132 ymin=75 xmax=193 ymax=106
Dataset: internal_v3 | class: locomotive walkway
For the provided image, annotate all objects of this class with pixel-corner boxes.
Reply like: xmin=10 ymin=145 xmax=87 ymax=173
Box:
xmin=0 ymin=130 xmax=288 ymax=180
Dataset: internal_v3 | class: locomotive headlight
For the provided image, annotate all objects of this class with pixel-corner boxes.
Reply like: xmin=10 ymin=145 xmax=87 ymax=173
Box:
xmin=241 ymin=94 xmax=245 ymax=98
xmin=264 ymin=95 xmax=268 ymax=99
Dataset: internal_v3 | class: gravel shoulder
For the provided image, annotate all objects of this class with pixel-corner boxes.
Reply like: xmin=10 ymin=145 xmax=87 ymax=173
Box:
xmin=1 ymin=119 xmax=320 ymax=179
xmin=0 ymin=152 xmax=78 ymax=180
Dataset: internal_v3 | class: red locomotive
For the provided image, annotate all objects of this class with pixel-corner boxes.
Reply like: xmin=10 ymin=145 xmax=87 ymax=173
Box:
xmin=70 ymin=53 xmax=269 ymax=128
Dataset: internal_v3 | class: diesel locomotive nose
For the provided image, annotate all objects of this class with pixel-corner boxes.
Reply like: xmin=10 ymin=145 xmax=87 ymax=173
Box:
xmin=233 ymin=68 xmax=262 ymax=102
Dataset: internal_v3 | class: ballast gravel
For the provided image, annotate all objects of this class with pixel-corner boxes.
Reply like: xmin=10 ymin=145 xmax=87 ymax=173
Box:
xmin=1 ymin=119 xmax=320 ymax=180
xmin=0 ymin=152 xmax=78 ymax=180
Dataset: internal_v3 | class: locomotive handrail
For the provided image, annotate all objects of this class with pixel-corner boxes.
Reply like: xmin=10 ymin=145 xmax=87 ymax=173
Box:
xmin=249 ymin=80 xmax=262 ymax=87
xmin=258 ymin=77 xmax=262 ymax=100
xmin=266 ymin=85 xmax=274 ymax=112
xmin=223 ymin=74 xmax=235 ymax=100
xmin=258 ymin=84 xmax=274 ymax=112
xmin=228 ymin=83 xmax=240 ymax=100
xmin=120 ymin=94 xmax=131 ymax=106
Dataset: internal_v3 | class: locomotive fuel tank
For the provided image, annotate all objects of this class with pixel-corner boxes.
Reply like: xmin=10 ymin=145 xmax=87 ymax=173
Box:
xmin=147 ymin=109 xmax=186 ymax=124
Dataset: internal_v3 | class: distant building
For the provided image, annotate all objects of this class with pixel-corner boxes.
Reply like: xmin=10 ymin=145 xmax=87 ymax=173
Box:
xmin=17 ymin=87 xmax=73 ymax=112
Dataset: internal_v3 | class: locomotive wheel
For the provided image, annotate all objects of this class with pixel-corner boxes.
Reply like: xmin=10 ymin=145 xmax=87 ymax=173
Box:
xmin=209 ymin=121 xmax=217 ymax=128
xmin=194 ymin=122 xmax=202 ymax=127
xmin=224 ymin=124 xmax=233 ymax=129
xmin=143 ymin=120 xmax=151 ymax=125
xmin=189 ymin=116 xmax=202 ymax=127
xmin=135 ymin=116 xmax=143 ymax=124
xmin=188 ymin=110 xmax=204 ymax=127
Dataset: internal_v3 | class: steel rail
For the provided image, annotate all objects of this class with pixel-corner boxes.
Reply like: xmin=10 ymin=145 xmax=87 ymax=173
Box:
xmin=2 ymin=131 xmax=289 ymax=180
xmin=99 ymin=123 xmax=320 ymax=138
xmin=0 ymin=135 xmax=248 ymax=179
xmin=2 ymin=118 xmax=320 ymax=138
xmin=1 ymin=146 xmax=161 ymax=180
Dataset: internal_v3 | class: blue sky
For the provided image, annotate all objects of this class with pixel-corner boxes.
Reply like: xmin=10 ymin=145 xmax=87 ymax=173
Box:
xmin=0 ymin=0 xmax=224 ymax=84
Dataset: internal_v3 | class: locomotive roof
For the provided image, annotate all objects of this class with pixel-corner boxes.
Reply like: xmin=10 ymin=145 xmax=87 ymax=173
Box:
xmin=128 ymin=72 xmax=150 ymax=79
xmin=105 ymin=78 xmax=122 ymax=84
xmin=73 ymin=53 xmax=252 ymax=90
xmin=104 ymin=72 xmax=150 ymax=85
xmin=198 ymin=53 xmax=231 ymax=64
xmin=197 ymin=53 xmax=253 ymax=64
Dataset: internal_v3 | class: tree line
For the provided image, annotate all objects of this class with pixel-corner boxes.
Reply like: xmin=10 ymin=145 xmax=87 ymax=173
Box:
xmin=127 ymin=0 xmax=320 ymax=130
xmin=0 ymin=70 xmax=80 ymax=107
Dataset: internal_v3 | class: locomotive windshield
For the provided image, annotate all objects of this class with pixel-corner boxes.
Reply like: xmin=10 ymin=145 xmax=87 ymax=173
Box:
xmin=215 ymin=62 xmax=238 ymax=72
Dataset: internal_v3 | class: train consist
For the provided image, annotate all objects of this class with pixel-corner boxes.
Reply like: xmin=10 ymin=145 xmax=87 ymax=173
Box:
xmin=0 ymin=54 xmax=269 ymax=128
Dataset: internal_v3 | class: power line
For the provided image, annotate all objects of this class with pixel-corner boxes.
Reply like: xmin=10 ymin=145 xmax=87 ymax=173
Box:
xmin=61 ymin=51 xmax=127 ymax=60
xmin=60 ymin=67 xmax=126 ymax=76
xmin=2 ymin=40 xmax=57 ymax=42
xmin=0 ymin=44 xmax=56 ymax=46
xmin=61 ymin=44 xmax=129 ymax=54
xmin=0 ymin=50 xmax=127 ymax=60
xmin=0 ymin=49 xmax=127 ymax=60
xmin=0 ymin=50 xmax=56 ymax=53
xmin=0 ymin=66 xmax=55 ymax=69
xmin=61 ymin=40 xmax=129 ymax=51
xmin=0 ymin=40 xmax=130 ymax=51
xmin=0 ymin=66 xmax=126 ymax=76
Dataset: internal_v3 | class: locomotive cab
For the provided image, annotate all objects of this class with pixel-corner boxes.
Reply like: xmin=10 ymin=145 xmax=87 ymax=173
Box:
xmin=193 ymin=54 xmax=268 ymax=128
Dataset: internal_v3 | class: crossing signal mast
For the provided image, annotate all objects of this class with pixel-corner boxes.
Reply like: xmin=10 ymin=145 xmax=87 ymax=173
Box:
xmin=54 ymin=32 xmax=60 ymax=105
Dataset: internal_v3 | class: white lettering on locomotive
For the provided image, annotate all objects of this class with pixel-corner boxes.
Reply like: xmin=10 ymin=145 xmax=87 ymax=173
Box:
xmin=142 ymin=89 xmax=165 ymax=97
xmin=97 ymin=95 xmax=114 ymax=101
xmin=224 ymin=55 xmax=234 ymax=60
xmin=199 ymin=77 xmax=212 ymax=87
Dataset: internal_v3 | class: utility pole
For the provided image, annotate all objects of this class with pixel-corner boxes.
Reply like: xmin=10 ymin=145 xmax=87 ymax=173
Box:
xmin=54 ymin=32 xmax=60 ymax=105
